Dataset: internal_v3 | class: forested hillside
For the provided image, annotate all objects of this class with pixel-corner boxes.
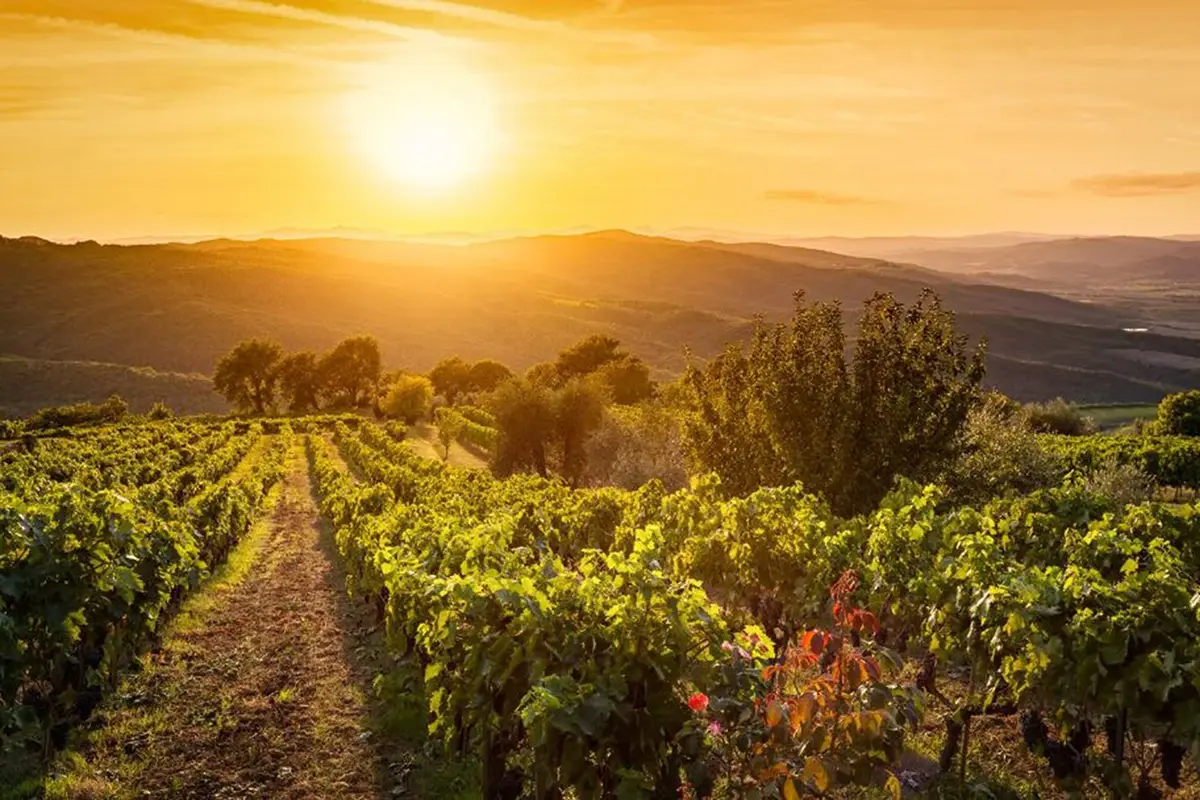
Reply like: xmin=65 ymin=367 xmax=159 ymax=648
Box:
xmin=1 ymin=231 xmax=1197 ymax=414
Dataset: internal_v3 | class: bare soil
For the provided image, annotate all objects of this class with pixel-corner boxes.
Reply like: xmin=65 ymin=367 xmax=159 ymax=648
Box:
xmin=68 ymin=458 xmax=396 ymax=799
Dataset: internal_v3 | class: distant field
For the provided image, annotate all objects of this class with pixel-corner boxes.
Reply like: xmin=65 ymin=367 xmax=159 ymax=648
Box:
xmin=1080 ymin=403 xmax=1158 ymax=429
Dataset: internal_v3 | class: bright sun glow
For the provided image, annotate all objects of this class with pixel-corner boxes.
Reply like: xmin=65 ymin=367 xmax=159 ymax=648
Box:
xmin=343 ymin=53 xmax=501 ymax=192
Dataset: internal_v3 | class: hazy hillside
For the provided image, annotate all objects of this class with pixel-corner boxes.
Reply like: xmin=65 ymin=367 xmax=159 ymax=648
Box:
xmin=0 ymin=356 xmax=222 ymax=418
xmin=1 ymin=231 xmax=1197 ymax=413
xmin=788 ymin=234 xmax=1200 ymax=342
xmin=784 ymin=233 xmax=1061 ymax=259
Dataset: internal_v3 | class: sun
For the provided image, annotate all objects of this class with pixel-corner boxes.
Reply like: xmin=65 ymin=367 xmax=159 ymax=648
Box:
xmin=343 ymin=53 xmax=501 ymax=192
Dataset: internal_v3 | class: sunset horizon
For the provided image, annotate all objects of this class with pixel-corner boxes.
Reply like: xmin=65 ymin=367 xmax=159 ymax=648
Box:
xmin=5 ymin=5 xmax=1200 ymax=797
xmin=5 ymin=1 xmax=1200 ymax=242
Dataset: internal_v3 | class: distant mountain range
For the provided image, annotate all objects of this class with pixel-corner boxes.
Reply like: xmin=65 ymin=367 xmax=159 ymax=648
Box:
xmin=784 ymin=234 xmax=1200 ymax=283
xmin=0 ymin=230 xmax=1197 ymax=415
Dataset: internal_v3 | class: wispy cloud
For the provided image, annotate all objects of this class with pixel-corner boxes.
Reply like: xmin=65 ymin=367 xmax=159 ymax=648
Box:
xmin=185 ymin=0 xmax=460 ymax=44
xmin=0 ymin=11 xmax=330 ymax=67
xmin=1072 ymin=171 xmax=1200 ymax=197
xmin=764 ymin=189 xmax=885 ymax=206
xmin=358 ymin=0 xmax=653 ymax=45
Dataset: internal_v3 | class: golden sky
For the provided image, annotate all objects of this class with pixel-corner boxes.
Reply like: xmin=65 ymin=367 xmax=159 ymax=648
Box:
xmin=2 ymin=0 xmax=1199 ymax=240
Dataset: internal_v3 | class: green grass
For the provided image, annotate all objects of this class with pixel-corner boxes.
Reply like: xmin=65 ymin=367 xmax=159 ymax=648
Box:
xmin=1080 ymin=403 xmax=1158 ymax=430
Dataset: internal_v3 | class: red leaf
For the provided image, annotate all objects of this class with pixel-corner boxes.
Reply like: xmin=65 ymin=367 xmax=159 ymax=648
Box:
xmin=802 ymin=630 xmax=827 ymax=655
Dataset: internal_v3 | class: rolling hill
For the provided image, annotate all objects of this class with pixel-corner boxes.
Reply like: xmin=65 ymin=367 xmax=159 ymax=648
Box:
xmin=0 ymin=231 xmax=1197 ymax=414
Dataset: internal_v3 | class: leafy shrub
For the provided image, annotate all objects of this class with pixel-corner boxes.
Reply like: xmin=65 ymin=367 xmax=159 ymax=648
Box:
xmin=1022 ymin=398 xmax=1097 ymax=435
xmin=690 ymin=572 xmax=915 ymax=799
xmin=583 ymin=403 xmax=688 ymax=490
xmin=147 ymin=402 xmax=173 ymax=420
xmin=383 ymin=420 xmax=408 ymax=442
xmin=944 ymin=404 xmax=1063 ymax=505
xmin=1081 ymin=460 xmax=1156 ymax=505
xmin=1154 ymin=390 xmax=1200 ymax=436
xmin=1040 ymin=434 xmax=1200 ymax=490
xmin=0 ymin=419 xmax=21 ymax=440
xmin=24 ymin=394 xmax=128 ymax=432
xmin=382 ymin=374 xmax=432 ymax=424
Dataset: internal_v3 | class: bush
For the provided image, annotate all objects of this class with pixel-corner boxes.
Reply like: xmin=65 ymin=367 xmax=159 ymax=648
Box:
xmin=25 ymin=394 xmax=128 ymax=432
xmin=383 ymin=374 xmax=433 ymax=424
xmin=944 ymin=404 xmax=1064 ymax=505
xmin=1022 ymin=398 xmax=1097 ymax=435
xmin=1155 ymin=390 xmax=1200 ymax=436
xmin=1082 ymin=460 xmax=1157 ymax=506
xmin=148 ymin=402 xmax=173 ymax=420
xmin=0 ymin=420 xmax=21 ymax=440
xmin=583 ymin=404 xmax=688 ymax=491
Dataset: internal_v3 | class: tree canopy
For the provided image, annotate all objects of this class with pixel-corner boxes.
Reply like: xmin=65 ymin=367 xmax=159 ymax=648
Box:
xmin=554 ymin=335 xmax=624 ymax=382
xmin=466 ymin=359 xmax=513 ymax=394
xmin=429 ymin=356 xmax=472 ymax=405
xmin=683 ymin=290 xmax=986 ymax=514
xmin=319 ymin=335 xmax=381 ymax=409
xmin=383 ymin=373 xmax=433 ymax=425
xmin=489 ymin=378 xmax=556 ymax=477
xmin=213 ymin=339 xmax=283 ymax=414
xmin=275 ymin=351 xmax=322 ymax=413
xmin=1156 ymin=390 xmax=1200 ymax=436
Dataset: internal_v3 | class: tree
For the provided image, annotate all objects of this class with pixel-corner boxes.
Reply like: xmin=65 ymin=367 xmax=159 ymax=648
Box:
xmin=213 ymin=339 xmax=283 ymax=414
xmin=319 ymin=335 xmax=382 ymax=408
xmin=598 ymin=356 xmax=655 ymax=405
xmin=275 ymin=351 xmax=322 ymax=413
xmin=1155 ymin=390 xmax=1200 ymax=436
xmin=383 ymin=374 xmax=433 ymax=424
xmin=526 ymin=362 xmax=560 ymax=388
xmin=555 ymin=377 xmax=608 ymax=487
xmin=1022 ymin=398 xmax=1096 ymax=435
xmin=429 ymin=356 xmax=472 ymax=406
xmin=554 ymin=334 xmax=623 ymax=383
xmin=467 ymin=359 xmax=513 ymax=394
xmin=488 ymin=378 xmax=556 ymax=477
xmin=684 ymin=290 xmax=986 ymax=515
xmin=434 ymin=408 xmax=464 ymax=461
xmin=583 ymin=403 xmax=688 ymax=491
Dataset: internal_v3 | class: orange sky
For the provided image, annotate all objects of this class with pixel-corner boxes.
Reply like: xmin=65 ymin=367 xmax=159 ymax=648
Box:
xmin=2 ymin=0 xmax=1199 ymax=240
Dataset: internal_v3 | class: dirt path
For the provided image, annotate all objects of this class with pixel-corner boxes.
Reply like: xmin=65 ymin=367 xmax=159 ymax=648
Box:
xmin=59 ymin=448 xmax=393 ymax=799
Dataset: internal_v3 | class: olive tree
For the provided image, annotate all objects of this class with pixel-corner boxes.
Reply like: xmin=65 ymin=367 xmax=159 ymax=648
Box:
xmin=213 ymin=339 xmax=283 ymax=414
xmin=319 ymin=335 xmax=382 ymax=409
xmin=275 ymin=350 xmax=322 ymax=413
